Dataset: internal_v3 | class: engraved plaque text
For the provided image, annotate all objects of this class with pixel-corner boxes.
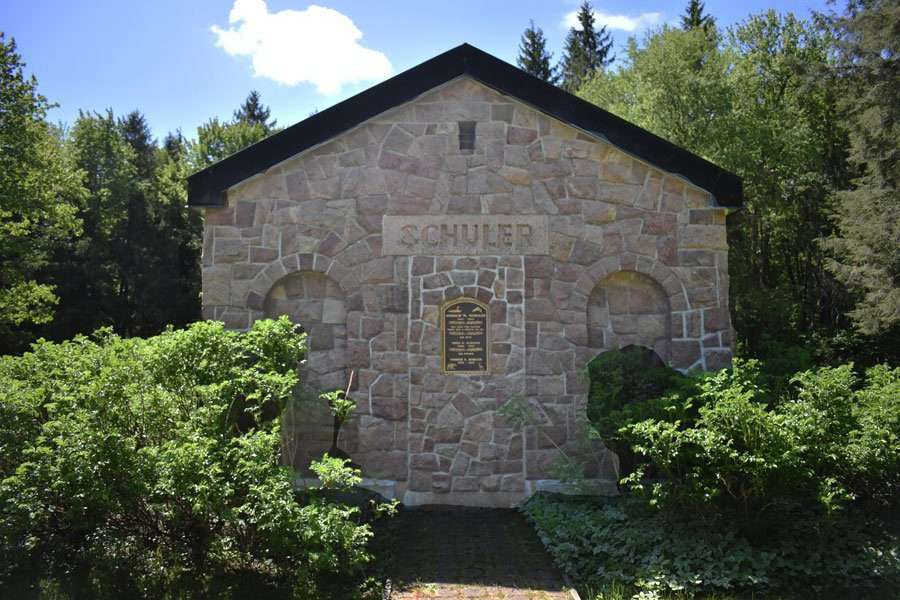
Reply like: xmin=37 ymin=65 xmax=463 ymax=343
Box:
xmin=441 ymin=298 xmax=489 ymax=374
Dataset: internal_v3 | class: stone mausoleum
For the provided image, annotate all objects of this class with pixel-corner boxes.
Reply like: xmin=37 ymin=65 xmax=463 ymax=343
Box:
xmin=188 ymin=44 xmax=742 ymax=507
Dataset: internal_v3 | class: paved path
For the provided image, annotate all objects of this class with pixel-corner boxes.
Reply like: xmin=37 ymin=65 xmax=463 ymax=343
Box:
xmin=385 ymin=506 xmax=573 ymax=600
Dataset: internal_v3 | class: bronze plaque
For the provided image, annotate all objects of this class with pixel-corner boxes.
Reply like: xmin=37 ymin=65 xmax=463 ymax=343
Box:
xmin=441 ymin=298 xmax=489 ymax=374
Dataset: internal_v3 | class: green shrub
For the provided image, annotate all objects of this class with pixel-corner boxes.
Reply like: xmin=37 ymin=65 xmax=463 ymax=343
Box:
xmin=845 ymin=364 xmax=900 ymax=506
xmin=586 ymin=347 xmax=689 ymax=479
xmin=555 ymin=353 xmax=900 ymax=597
xmin=750 ymin=339 xmax=815 ymax=394
xmin=522 ymin=493 xmax=899 ymax=599
xmin=608 ymin=359 xmax=900 ymax=520
xmin=0 ymin=318 xmax=376 ymax=599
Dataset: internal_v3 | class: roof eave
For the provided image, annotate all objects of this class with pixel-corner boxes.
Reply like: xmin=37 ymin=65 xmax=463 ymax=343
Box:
xmin=187 ymin=43 xmax=742 ymax=208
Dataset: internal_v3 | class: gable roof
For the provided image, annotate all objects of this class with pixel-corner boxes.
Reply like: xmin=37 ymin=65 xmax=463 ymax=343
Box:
xmin=187 ymin=43 xmax=742 ymax=207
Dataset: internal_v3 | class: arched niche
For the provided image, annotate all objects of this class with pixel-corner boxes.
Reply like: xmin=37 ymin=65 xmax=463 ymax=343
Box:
xmin=587 ymin=270 xmax=672 ymax=362
xmin=264 ymin=270 xmax=348 ymax=393
xmin=264 ymin=270 xmax=348 ymax=473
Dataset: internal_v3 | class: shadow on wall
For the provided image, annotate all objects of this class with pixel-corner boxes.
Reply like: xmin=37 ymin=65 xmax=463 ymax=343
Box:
xmin=585 ymin=344 xmax=685 ymax=483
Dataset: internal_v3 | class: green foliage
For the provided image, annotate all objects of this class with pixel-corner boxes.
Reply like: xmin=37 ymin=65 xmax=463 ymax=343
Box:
xmin=189 ymin=117 xmax=271 ymax=170
xmin=0 ymin=317 xmax=377 ymax=598
xmin=681 ymin=0 xmax=716 ymax=34
xmin=523 ymin=493 xmax=899 ymax=599
xmin=577 ymin=350 xmax=900 ymax=596
xmin=0 ymin=34 xmax=85 ymax=335
xmin=822 ymin=0 xmax=900 ymax=336
xmin=311 ymin=455 xmax=363 ymax=491
xmin=841 ymin=364 xmax=900 ymax=506
xmin=233 ymin=90 xmax=277 ymax=132
xmin=517 ymin=20 xmax=558 ymax=83
xmin=602 ymin=360 xmax=900 ymax=520
xmin=0 ymin=34 xmax=278 ymax=353
xmin=586 ymin=348 xmax=688 ymax=440
xmin=24 ymin=109 xmax=203 ymax=349
xmin=321 ymin=389 xmax=356 ymax=426
xmin=747 ymin=340 xmax=815 ymax=393
xmin=585 ymin=348 xmax=690 ymax=481
xmin=578 ymin=13 xmax=868 ymax=361
xmin=559 ymin=1 xmax=615 ymax=92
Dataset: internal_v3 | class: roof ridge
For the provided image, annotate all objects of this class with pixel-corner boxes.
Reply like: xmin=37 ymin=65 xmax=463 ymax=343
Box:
xmin=188 ymin=43 xmax=741 ymax=207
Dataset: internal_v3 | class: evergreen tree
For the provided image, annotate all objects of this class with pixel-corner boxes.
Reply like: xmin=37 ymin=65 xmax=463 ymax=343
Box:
xmin=559 ymin=1 xmax=615 ymax=93
xmin=119 ymin=110 xmax=156 ymax=179
xmin=36 ymin=110 xmax=202 ymax=344
xmin=824 ymin=0 xmax=900 ymax=337
xmin=681 ymin=0 xmax=715 ymax=33
xmin=517 ymin=20 xmax=557 ymax=83
xmin=43 ymin=110 xmax=138 ymax=340
xmin=163 ymin=129 xmax=186 ymax=160
xmin=233 ymin=90 xmax=276 ymax=132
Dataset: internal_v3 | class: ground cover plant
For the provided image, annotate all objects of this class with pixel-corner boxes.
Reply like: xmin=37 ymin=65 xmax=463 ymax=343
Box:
xmin=524 ymin=493 xmax=898 ymax=600
xmin=522 ymin=352 xmax=900 ymax=599
xmin=0 ymin=317 xmax=385 ymax=599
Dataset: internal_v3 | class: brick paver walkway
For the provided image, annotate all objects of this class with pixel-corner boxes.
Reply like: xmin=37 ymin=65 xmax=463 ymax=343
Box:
xmin=386 ymin=506 xmax=573 ymax=600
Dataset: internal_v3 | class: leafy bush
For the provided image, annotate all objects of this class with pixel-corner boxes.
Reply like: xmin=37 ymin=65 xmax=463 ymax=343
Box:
xmin=749 ymin=339 xmax=815 ymax=393
xmin=0 ymin=318 xmax=377 ymax=599
xmin=844 ymin=364 xmax=900 ymax=506
xmin=610 ymin=359 xmax=900 ymax=520
xmin=523 ymin=493 xmax=899 ymax=599
xmin=586 ymin=347 xmax=689 ymax=479
xmin=568 ymin=354 xmax=900 ymax=597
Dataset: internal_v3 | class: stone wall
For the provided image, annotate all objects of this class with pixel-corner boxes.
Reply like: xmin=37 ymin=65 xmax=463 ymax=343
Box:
xmin=587 ymin=271 xmax=672 ymax=360
xmin=200 ymin=76 xmax=734 ymax=506
xmin=264 ymin=270 xmax=347 ymax=472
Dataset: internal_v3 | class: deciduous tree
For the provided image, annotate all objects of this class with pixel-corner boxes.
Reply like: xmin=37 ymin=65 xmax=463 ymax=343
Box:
xmin=0 ymin=34 xmax=84 ymax=344
xmin=190 ymin=117 xmax=270 ymax=169
xmin=580 ymin=14 xmax=857 ymax=359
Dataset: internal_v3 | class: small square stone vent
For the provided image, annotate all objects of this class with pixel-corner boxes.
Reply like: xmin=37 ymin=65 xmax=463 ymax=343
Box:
xmin=458 ymin=121 xmax=476 ymax=154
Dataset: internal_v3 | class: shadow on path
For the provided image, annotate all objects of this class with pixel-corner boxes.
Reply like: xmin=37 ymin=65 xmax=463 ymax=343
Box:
xmin=384 ymin=505 xmax=572 ymax=600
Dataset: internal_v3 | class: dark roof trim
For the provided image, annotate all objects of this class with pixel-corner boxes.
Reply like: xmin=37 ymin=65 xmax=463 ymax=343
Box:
xmin=188 ymin=43 xmax=742 ymax=207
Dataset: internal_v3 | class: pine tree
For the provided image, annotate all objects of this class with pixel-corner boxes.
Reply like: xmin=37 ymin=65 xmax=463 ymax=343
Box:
xmin=517 ymin=20 xmax=557 ymax=84
xmin=824 ymin=0 xmax=900 ymax=337
xmin=559 ymin=1 xmax=615 ymax=93
xmin=119 ymin=110 xmax=156 ymax=180
xmin=681 ymin=0 xmax=715 ymax=33
xmin=163 ymin=129 xmax=186 ymax=160
xmin=233 ymin=90 xmax=276 ymax=132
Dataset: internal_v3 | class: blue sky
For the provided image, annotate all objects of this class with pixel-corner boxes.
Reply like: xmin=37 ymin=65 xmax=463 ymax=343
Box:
xmin=4 ymin=0 xmax=832 ymax=141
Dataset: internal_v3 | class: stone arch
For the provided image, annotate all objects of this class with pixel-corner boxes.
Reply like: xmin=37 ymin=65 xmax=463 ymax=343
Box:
xmin=264 ymin=269 xmax=348 ymax=393
xmin=571 ymin=255 xmax=689 ymax=315
xmin=264 ymin=269 xmax=348 ymax=473
xmin=587 ymin=270 xmax=673 ymax=362
xmin=247 ymin=252 xmax=346 ymax=312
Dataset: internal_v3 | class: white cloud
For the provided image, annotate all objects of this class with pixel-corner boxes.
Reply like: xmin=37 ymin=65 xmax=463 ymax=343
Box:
xmin=562 ymin=9 xmax=663 ymax=33
xmin=211 ymin=0 xmax=392 ymax=94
